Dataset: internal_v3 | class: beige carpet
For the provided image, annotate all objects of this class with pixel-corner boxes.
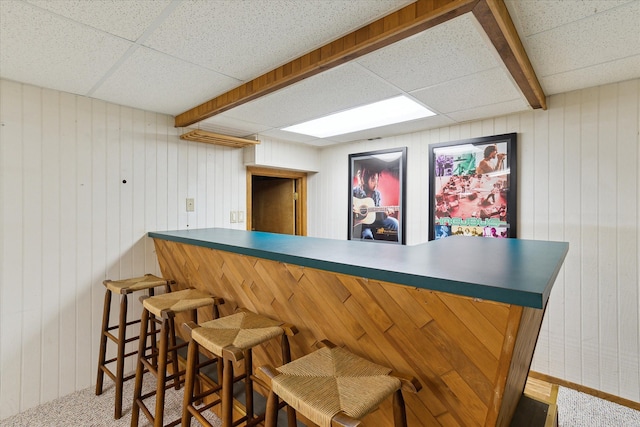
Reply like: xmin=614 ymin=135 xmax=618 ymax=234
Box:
xmin=0 ymin=373 xmax=221 ymax=427
xmin=557 ymin=386 xmax=640 ymax=427
xmin=2 ymin=377 xmax=639 ymax=427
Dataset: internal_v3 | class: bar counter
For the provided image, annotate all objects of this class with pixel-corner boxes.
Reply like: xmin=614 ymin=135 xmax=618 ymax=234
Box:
xmin=149 ymin=228 xmax=568 ymax=426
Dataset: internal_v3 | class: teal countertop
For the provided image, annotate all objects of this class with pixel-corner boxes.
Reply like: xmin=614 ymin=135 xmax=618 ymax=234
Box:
xmin=149 ymin=228 xmax=569 ymax=309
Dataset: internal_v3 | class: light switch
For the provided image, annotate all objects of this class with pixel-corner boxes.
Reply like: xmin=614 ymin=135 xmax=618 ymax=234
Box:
xmin=238 ymin=211 xmax=245 ymax=222
xmin=186 ymin=198 xmax=195 ymax=212
xmin=230 ymin=211 xmax=237 ymax=223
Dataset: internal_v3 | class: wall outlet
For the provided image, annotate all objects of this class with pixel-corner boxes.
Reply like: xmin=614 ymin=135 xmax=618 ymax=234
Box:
xmin=186 ymin=198 xmax=195 ymax=212
xmin=230 ymin=211 xmax=237 ymax=223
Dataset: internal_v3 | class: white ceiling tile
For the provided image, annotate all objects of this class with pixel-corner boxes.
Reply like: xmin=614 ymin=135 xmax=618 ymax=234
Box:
xmin=522 ymin=1 xmax=640 ymax=77
xmin=411 ymin=68 xmax=522 ymax=114
xmin=220 ymin=62 xmax=402 ymax=128
xmin=446 ymin=99 xmax=531 ymax=124
xmin=541 ymin=55 xmax=640 ymax=95
xmin=25 ymin=0 xmax=172 ymax=41
xmin=143 ymin=0 xmax=411 ymax=81
xmin=92 ymin=47 xmax=241 ymax=116
xmin=356 ymin=14 xmax=499 ymax=92
xmin=0 ymin=1 xmax=132 ymax=95
xmin=506 ymin=0 xmax=634 ymax=37
xmin=198 ymin=114 xmax=273 ymax=137
xmin=258 ymin=128 xmax=322 ymax=145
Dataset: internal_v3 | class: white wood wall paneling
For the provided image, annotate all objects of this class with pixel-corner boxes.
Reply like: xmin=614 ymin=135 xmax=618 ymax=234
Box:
xmin=143 ymin=111 xmax=158 ymax=273
xmin=548 ymin=94 xmax=566 ymax=378
xmin=597 ymin=84 xmax=619 ymax=394
xmin=211 ymin=145 xmax=228 ymax=226
xmin=90 ymin=99 xmax=107 ymax=395
xmin=561 ymin=90 xmax=582 ymax=385
xmin=132 ymin=109 xmax=146 ymax=278
xmin=17 ymin=83 xmax=41 ymax=412
xmin=579 ymin=86 xmax=601 ymax=390
xmin=0 ymin=79 xmax=254 ymax=418
xmin=41 ymin=88 xmax=62 ymax=404
xmin=616 ymin=79 xmax=639 ymax=398
xmin=534 ymin=107 xmax=552 ymax=374
xmin=155 ymin=115 xmax=169 ymax=233
xmin=75 ymin=95 xmax=92 ymax=391
xmin=21 ymin=84 xmax=42 ymax=410
xmin=119 ymin=107 xmax=135 ymax=375
xmin=222 ymin=147 xmax=232 ymax=229
xmin=58 ymin=91 xmax=78 ymax=397
xmin=1 ymin=79 xmax=23 ymax=417
xmin=195 ymin=142 xmax=205 ymax=229
xmin=166 ymin=122 xmax=179 ymax=231
xmin=104 ymin=102 xmax=121 ymax=376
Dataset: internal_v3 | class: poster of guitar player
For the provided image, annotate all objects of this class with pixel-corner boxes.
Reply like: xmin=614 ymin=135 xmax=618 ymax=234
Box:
xmin=428 ymin=133 xmax=517 ymax=241
xmin=349 ymin=147 xmax=406 ymax=244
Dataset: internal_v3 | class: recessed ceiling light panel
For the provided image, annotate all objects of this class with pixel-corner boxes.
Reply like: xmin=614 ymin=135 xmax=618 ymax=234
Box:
xmin=282 ymin=95 xmax=435 ymax=138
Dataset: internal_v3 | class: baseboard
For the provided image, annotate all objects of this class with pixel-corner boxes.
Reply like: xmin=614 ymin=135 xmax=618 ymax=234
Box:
xmin=529 ymin=371 xmax=640 ymax=411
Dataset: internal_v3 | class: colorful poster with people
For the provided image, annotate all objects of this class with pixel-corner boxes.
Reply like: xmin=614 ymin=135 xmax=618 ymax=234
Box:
xmin=429 ymin=134 xmax=517 ymax=240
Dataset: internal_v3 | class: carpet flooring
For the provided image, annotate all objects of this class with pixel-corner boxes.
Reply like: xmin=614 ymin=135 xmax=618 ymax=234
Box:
xmin=1 ymin=379 xmax=639 ymax=426
xmin=0 ymin=373 xmax=221 ymax=427
xmin=557 ymin=386 xmax=640 ymax=427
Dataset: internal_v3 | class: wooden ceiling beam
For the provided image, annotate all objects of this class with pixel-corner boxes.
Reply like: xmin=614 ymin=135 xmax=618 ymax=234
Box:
xmin=174 ymin=0 xmax=478 ymax=128
xmin=175 ymin=0 xmax=546 ymax=128
xmin=473 ymin=0 xmax=547 ymax=109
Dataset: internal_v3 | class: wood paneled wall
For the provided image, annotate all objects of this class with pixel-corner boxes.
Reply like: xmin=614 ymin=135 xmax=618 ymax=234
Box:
xmin=0 ymin=77 xmax=638 ymax=419
xmin=0 ymin=79 xmax=247 ymax=418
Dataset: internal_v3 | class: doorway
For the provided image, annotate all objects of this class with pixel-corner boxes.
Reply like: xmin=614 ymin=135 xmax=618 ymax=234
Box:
xmin=246 ymin=166 xmax=307 ymax=236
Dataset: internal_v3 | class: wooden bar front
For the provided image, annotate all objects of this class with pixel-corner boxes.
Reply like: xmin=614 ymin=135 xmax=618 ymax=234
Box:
xmin=149 ymin=229 xmax=568 ymax=427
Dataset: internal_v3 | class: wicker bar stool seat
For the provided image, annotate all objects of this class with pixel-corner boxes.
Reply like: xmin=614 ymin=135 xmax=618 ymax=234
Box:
xmin=96 ymin=274 xmax=174 ymax=419
xmin=131 ymin=288 xmax=224 ymax=427
xmin=182 ymin=309 xmax=298 ymax=427
xmin=258 ymin=340 xmax=421 ymax=427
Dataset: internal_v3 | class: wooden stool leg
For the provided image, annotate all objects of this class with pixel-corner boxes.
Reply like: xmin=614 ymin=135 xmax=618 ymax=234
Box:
xmin=154 ymin=318 xmax=169 ymax=427
xmin=168 ymin=316 xmax=180 ymax=390
xmin=131 ymin=308 xmax=150 ymax=427
xmin=181 ymin=338 xmax=199 ymax=427
xmin=114 ymin=293 xmax=128 ymax=419
xmin=281 ymin=334 xmax=297 ymax=427
xmin=148 ymin=288 xmax=158 ymax=367
xmin=245 ymin=348 xmax=254 ymax=420
xmin=95 ymin=288 xmax=112 ymax=396
xmin=264 ymin=391 xmax=279 ymax=427
xmin=393 ymin=389 xmax=408 ymax=427
xmin=222 ymin=357 xmax=234 ymax=427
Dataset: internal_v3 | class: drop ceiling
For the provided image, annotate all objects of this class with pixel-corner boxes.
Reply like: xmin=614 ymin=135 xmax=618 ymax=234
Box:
xmin=1 ymin=0 xmax=638 ymax=147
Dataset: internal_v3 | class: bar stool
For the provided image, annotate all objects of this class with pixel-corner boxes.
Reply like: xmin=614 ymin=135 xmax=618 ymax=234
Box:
xmin=181 ymin=309 xmax=298 ymax=427
xmin=96 ymin=274 xmax=174 ymax=419
xmin=258 ymin=340 xmax=421 ymax=427
xmin=131 ymin=288 xmax=224 ymax=427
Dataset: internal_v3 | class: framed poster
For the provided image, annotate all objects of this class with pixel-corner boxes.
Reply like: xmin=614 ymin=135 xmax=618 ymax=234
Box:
xmin=349 ymin=147 xmax=406 ymax=244
xmin=428 ymin=133 xmax=517 ymax=241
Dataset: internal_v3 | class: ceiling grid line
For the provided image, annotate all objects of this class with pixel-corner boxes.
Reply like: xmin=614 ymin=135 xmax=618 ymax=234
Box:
xmin=86 ymin=0 xmax=183 ymax=97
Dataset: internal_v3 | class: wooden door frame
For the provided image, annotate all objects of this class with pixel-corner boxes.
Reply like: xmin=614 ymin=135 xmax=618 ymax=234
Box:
xmin=246 ymin=166 xmax=307 ymax=236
